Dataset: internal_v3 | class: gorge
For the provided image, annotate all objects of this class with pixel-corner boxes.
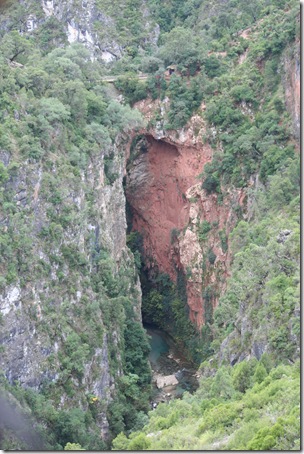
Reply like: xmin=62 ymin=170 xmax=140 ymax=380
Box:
xmin=125 ymin=126 xmax=244 ymax=330
xmin=0 ymin=0 xmax=300 ymax=450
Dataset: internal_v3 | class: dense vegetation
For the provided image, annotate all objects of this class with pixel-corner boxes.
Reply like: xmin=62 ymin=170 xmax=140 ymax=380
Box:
xmin=126 ymin=228 xmax=207 ymax=364
xmin=0 ymin=0 xmax=300 ymax=450
xmin=122 ymin=0 xmax=299 ymax=365
xmin=0 ymin=29 xmax=149 ymax=450
xmin=113 ymin=0 xmax=298 ymax=187
xmin=112 ymin=0 xmax=300 ymax=449
xmin=113 ymin=359 xmax=300 ymax=450
xmin=116 ymin=151 xmax=300 ymax=448
xmin=212 ymin=155 xmax=300 ymax=362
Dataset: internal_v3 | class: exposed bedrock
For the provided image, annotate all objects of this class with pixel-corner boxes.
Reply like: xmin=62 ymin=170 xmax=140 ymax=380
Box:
xmin=126 ymin=134 xmax=209 ymax=278
xmin=125 ymin=130 xmax=245 ymax=329
xmin=282 ymin=39 xmax=300 ymax=141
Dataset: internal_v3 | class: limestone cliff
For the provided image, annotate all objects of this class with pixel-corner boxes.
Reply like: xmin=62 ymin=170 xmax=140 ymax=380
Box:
xmin=0 ymin=0 xmax=159 ymax=61
xmin=0 ymin=135 xmax=141 ymax=439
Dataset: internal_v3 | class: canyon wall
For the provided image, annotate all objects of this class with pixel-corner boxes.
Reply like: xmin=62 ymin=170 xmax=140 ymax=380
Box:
xmin=126 ymin=99 xmax=245 ymax=329
xmin=0 ymin=135 xmax=141 ymax=438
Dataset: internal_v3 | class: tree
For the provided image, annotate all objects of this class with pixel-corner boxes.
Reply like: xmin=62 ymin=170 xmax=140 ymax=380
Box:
xmin=35 ymin=16 xmax=67 ymax=53
xmin=0 ymin=30 xmax=33 ymax=63
xmin=253 ymin=362 xmax=267 ymax=384
xmin=140 ymin=56 xmax=164 ymax=73
xmin=210 ymin=367 xmax=235 ymax=399
xmin=232 ymin=360 xmax=256 ymax=393
xmin=114 ymin=76 xmax=147 ymax=105
xmin=85 ymin=123 xmax=111 ymax=148
xmin=38 ymin=97 xmax=70 ymax=124
xmin=158 ymin=26 xmax=202 ymax=67
xmin=203 ymin=55 xmax=223 ymax=78
xmin=128 ymin=433 xmax=151 ymax=450
xmin=64 ymin=442 xmax=84 ymax=450
xmin=112 ymin=432 xmax=130 ymax=450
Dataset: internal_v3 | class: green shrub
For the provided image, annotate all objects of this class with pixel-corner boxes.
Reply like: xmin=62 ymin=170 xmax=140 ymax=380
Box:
xmin=198 ymin=221 xmax=211 ymax=241
xmin=207 ymin=248 xmax=217 ymax=265
xmin=0 ymin=162 xmax=9 ymax=184
xmin=247 ymin=423 xmax=284 ymax=450
xmin=202 ymin=174 xmax=220 ymax=194
xmin=64 ymin=442 xmax=84 ymax=450
xmin=219 ymin=230 xmax=228 ymax=253
xmin=199 ymin=401 xmax=242 ymax=432
xmin=128 ymin=433 xmax=151 ymax=450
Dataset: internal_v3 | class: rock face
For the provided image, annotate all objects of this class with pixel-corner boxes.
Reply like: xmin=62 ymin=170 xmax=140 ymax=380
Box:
xmin=0 ymin=137 xmax=141 ymax=436
xmin=282 ymin=38 xmax=300 ymax=140
xmin=126 ymin=134 xmax=210 ymax=280
xmin=126 ymin=99 xmax=244 ymax=328
xmin=0 ymin=0 xmax=159 ymax=60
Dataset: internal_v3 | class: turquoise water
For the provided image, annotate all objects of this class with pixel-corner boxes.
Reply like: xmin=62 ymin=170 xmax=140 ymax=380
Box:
xmin=146 ymin=328 xmax=170 ymax=367
xmin=145 ymin=325 xmax=199 ymax=400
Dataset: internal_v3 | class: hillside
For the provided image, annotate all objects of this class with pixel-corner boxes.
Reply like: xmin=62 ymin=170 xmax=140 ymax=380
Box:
xmin=0 ymin=0 xmax=300 ymax=450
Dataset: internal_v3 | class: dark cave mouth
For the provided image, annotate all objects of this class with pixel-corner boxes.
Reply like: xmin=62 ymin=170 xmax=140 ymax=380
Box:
xmin=128 ymin=134 xmax=179 ymax=163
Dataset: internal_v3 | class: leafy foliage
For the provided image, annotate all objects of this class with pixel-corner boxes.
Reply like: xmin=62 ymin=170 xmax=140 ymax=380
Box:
xmin=113 ymin=360 xmax=300 ymax=450
xmin=0 ymin=21 xmax=149 ymax=450
xmin=0 ymin=0 xmax=299 ymax=451
xmin=213 ymin=155 xmax=300 ymax=362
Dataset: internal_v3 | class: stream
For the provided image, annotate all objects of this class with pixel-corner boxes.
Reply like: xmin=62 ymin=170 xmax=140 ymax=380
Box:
xmin=144 ymin=324 xmax=199 ymax=406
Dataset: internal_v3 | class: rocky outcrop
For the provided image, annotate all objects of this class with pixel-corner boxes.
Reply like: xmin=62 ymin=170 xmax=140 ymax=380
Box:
xmin=126 ymin=99 xmax=244 ymax=329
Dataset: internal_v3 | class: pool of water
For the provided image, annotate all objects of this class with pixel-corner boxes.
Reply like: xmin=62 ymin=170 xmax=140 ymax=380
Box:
xmin=147 ymin=328 xmax=170 ymax=368
xmin=144 ymin=324 xmax=199 ymax=404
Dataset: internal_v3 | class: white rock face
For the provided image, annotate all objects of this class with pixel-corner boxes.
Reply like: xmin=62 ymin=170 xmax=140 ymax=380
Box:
xmin=26 ymin=15 xmax=37 ymax=31
xmin=0 ymin=135 xmax=142 ymax=432
xmin=179 ymin=228 xmax=203 ymax=284
xmin=67 ymin=20 xmax=95 ymax=45
xmin=42 ymin=0 xmax=54 ymax=16
xmin=0 ymin=286 xmax=21 ymax=316
xmin=67 ymin=21 xmax=78 ymax=43
xmin=101 ymin=51 xmax=116 ymax=63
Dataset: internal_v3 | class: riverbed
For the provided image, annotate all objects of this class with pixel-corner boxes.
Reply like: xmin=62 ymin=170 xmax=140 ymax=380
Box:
xmin=144 ymin=324 xmax=199 ymax=405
